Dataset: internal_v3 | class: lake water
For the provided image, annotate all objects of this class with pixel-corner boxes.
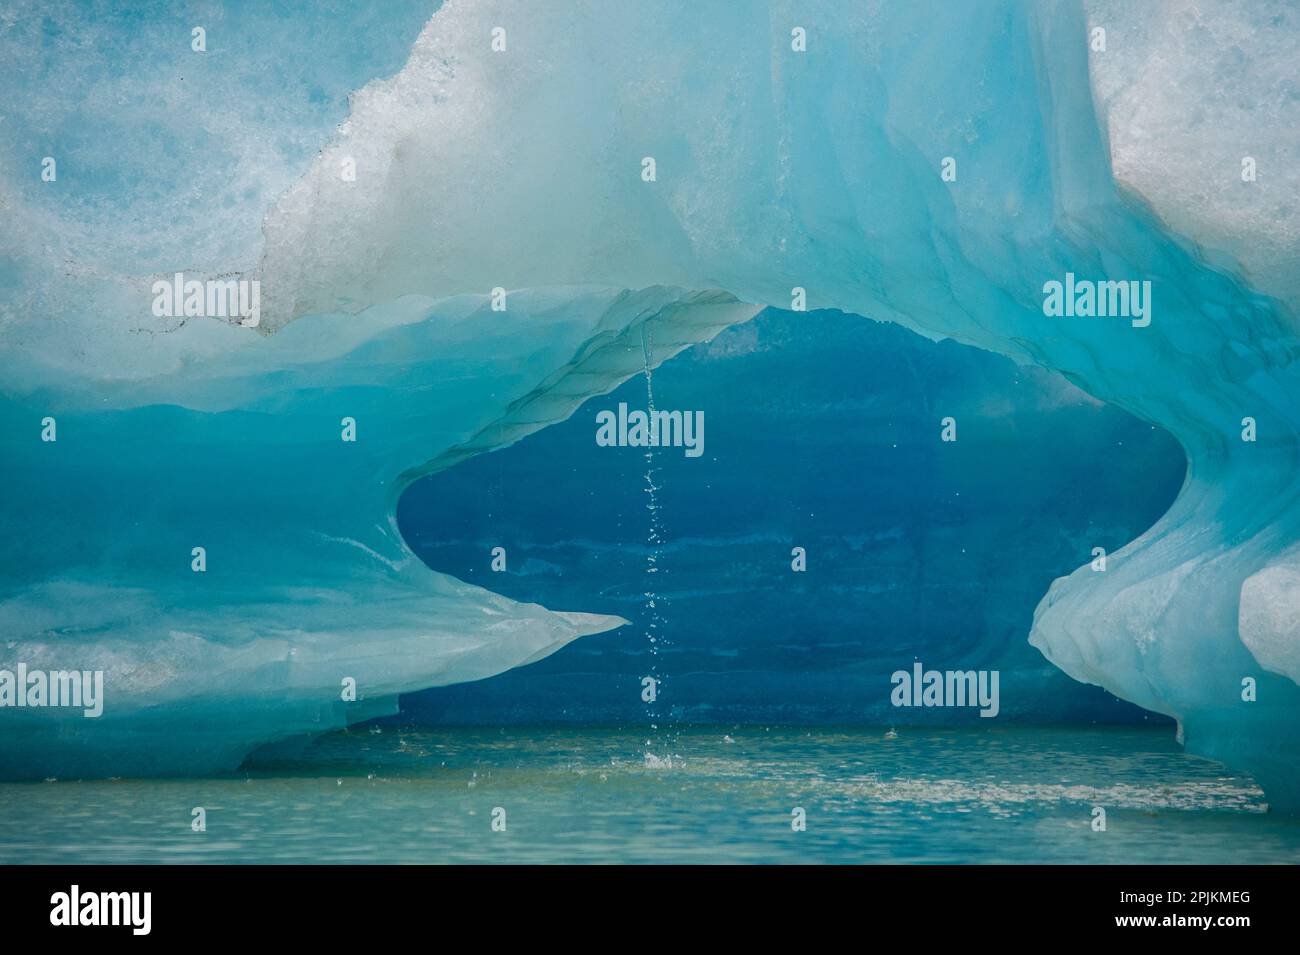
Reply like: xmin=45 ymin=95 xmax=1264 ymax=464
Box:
xmin=1 ymin=726 xmax=1297 ymax=864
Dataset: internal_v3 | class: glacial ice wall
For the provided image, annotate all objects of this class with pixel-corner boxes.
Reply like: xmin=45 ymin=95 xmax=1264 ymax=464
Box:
xmin=1 ymin=0 xmax=1298 ymax=799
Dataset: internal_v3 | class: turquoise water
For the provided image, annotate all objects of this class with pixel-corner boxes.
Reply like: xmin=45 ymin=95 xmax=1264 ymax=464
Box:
xmin=1 ymin=726 xmax=1297 ymax=864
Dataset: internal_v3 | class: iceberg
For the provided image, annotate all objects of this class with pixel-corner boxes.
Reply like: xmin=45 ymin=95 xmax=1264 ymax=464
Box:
xmin=1 ymin=0 xmax=1298 ymax=801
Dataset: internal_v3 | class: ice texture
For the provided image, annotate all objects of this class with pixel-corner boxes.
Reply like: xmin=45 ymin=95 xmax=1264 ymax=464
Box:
xmin=1 ymin=0 xmax=1299 ymax=798
xmin=1084 ymin=0 xmax=1300 ymax=305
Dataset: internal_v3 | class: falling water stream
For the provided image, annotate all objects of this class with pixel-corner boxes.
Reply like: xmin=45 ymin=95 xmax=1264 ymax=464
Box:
xmin=640 ymin=325 xmax=673 ymax=768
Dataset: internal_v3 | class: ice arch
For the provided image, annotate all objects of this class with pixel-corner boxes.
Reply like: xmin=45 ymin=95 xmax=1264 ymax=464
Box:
xmin=1 ymin=0 xmax=1297 ymax=799
xmin=247 ymin=0 xmax=1300 ymax=802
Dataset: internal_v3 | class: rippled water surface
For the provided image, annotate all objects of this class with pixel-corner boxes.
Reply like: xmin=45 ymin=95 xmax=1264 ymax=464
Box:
xmin=1 ymin=726 xmax=1297 ymax=864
